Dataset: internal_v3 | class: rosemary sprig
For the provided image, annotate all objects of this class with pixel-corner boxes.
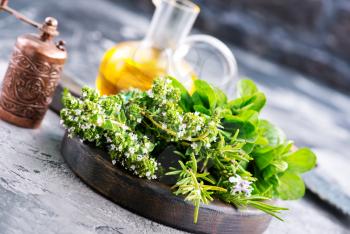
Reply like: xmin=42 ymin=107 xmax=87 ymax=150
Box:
xmin=166 ymin=154 xmax=226 ymax=223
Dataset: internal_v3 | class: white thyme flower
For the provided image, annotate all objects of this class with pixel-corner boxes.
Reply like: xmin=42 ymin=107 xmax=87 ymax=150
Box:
xmin=96 ymin=117 xmax=103 ymax=126
xmin=194 ymin=111 xmax=200 ymax=116
xmin=145 ymin=142 xmax=151 ymax=149
xmin=191 ymin=142 xmax=197 ymax=149
xmin=179 ymin=124 xmax=186 ymax=130
xmin=129 ymin=133 xmax=138 ymax=141
xmin=112 ymin=160 xmax=116 ymax=165
xmin=195 ymin=125 xmax=201 ymax=132
xmin=106 ymin=137 xmax=112 ymax=143
xmin=146 ymin=171 xmax=151 ymax=177
xmin=229 ymin=175 xmax=242 ymax=183
xmin=177 ymin=131 xmax=185 ymax=138
xmin=130 ymin=165 xmax=136 ymax=170
xmin=147 ymin=89 xmax=153 ymax=98
xmin=68 ymin=127 xmax=75 ymax=132
xmin=137 ymin=118 xmax=142 ymax=123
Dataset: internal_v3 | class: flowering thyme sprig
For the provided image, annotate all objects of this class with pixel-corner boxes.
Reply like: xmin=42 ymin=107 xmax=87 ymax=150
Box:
xmin=60 ymin=87 xmax=157 ymax=179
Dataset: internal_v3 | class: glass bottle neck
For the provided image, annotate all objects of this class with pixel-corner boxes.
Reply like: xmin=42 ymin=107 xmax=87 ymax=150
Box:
xmin=144 ymin=0 xmax=199 ymax=51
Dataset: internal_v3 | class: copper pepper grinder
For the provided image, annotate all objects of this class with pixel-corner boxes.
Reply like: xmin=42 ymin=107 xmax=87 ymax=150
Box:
xmin=0 ymin=0 xmax=67 ymax=128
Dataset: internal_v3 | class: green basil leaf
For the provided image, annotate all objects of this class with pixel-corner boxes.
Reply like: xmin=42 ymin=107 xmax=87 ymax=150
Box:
xmin=191 ymin=92 xmax=204 ymax=107
xmin=272 ymin=160 xmax=288 ymax=172
xmin=228 ymin=92 xmax=266 ymax=113
xmin=253 ymin=151 xmax=274 ymax=170
xmin=193 ymin=104 xmax=211 ymax=116
xmin=285 ymin=148 xmax=317 ymax=173
xmin=222 ymin=115 xmax=256 ymax=140
xmin=262 ymin=165 xmax=277 ymax=180
xmin=276 ymin=172 xmax=305 ymax=200
xmin=249 ymin=92 xmax=266 ymax=112
xmin=237 ymin=79 xmax=258 ymax=97
xmin=213 ymin=87 xmax=227 ymax=107
xmin=168 ymin=76 xmax=193 ymax=112
xmin=239 ymin=110 xmax=259 ymax=126
xmin=258 ymin=120 xmax=286 ymax=146
xmin=194 ymin=80 xmax=217 ymax=110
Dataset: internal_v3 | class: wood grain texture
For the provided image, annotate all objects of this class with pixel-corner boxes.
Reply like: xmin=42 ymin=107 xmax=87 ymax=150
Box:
xmin=61 ymin=133 xmax=272 ymax=234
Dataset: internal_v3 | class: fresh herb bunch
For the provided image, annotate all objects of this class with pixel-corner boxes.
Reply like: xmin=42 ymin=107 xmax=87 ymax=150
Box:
xmin=60 ymin=76 xmax=316 ymax=223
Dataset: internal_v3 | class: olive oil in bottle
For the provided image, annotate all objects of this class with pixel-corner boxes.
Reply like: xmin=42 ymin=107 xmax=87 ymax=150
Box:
xmin=96 ymin=0 xmax=200 ymax=95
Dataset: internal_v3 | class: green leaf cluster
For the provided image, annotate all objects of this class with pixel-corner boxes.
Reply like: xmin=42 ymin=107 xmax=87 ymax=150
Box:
xmin=60 ymin=76 xmax=316 ymax=223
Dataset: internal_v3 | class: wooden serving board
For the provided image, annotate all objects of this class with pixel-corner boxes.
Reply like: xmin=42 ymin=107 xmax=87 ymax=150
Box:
xmin=61 ymin=133 xmax=273 ymax=234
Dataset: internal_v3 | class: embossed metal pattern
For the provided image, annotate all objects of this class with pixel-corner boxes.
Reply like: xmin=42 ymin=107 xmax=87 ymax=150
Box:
xmin=0 ymin=47 xmax=63 ymax=121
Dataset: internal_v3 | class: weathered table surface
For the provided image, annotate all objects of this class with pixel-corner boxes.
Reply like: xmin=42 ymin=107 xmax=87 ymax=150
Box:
xmin=0 ymin=0 xmax=349 ymax=233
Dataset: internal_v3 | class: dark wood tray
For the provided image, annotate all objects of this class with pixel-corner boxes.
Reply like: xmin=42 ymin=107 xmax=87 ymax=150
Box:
xmin=61 ymin=133 xmax=273 ymax=234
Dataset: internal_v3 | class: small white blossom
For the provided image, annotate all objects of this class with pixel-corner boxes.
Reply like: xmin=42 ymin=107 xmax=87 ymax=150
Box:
xmin=112 ymin=160 xmax=116 ymax=165
xmin=97 ymin=117 xmax=103 ymax=126
xmin=129 ymin=133 xmax=138 ymax=141
xmin=179 ymin=124 xmax=186 ymax=130
xmin=191 ymin=142 xmax=197 ymax=149
xmin=147 ymin=89 xmax=154 ymax=98
xmin=145 ymin=142 xmax=151 ymax=149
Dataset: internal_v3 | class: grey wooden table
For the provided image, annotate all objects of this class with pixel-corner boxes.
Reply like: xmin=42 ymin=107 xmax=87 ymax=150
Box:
xmin=0 ymin=0 xmax=349 ymax=233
